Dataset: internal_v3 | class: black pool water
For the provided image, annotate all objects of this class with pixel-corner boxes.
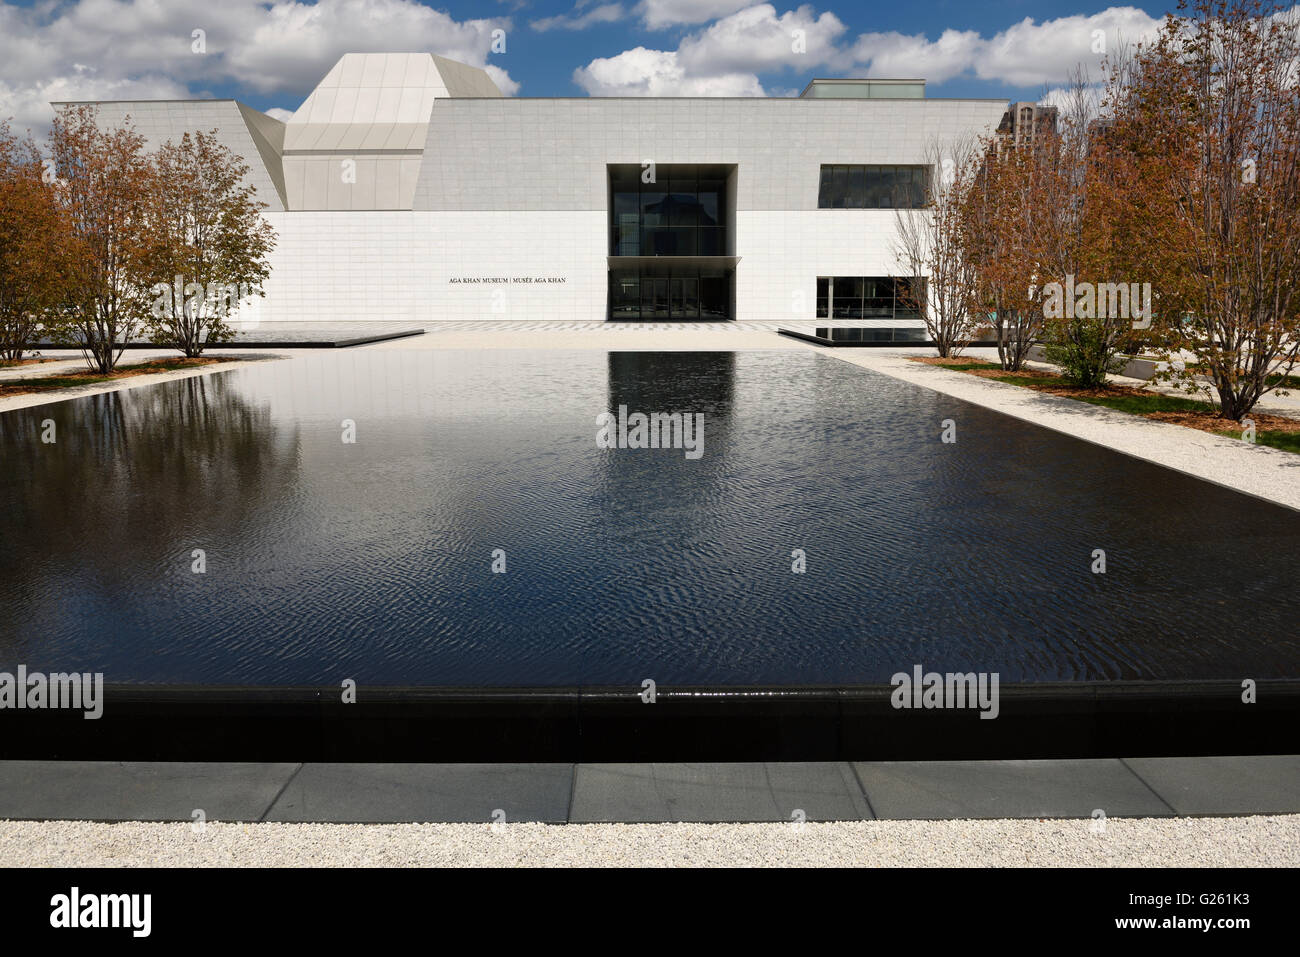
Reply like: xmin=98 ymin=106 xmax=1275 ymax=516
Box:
xmin=1 ymin=350 xmax=1297 ymax=686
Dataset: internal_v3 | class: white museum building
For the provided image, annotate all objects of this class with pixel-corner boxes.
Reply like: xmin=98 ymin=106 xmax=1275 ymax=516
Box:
xmin=59 ymin=53 xmax=1010 ymax=326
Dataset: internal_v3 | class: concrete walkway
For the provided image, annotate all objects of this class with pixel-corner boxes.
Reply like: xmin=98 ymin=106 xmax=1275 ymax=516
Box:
xmin=2 ymin=758 xmax=1297 ymax=866
xmin=1 ymin=757 xmax=1295 ymax=824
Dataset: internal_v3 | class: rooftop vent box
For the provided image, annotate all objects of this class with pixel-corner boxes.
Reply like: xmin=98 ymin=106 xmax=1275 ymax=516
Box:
xmin=799 ymin=79 xmax=925 ymax=99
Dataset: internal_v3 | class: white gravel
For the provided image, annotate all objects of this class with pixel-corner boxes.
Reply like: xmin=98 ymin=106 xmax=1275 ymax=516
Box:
xmin=3 ymin=816 xmax=1296 ymax=867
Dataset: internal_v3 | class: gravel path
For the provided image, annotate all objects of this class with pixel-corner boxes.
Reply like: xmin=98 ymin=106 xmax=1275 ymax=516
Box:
xmin=3 ymin=816 xmax=1296 ymax=867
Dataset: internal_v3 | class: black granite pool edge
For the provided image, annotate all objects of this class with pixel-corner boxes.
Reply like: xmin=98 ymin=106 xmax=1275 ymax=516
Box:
xmin=24 ymin=327 xmax=425 ymax=350
xmin=777 ymin=329 xmax=940 ymax=347
xmin=1 ymin=680 xmax=1294 ymax=762
xmin=210 ymin=328 xmax=426 ymax=348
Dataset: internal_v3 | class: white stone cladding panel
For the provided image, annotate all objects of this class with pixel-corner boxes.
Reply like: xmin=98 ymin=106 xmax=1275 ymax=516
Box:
xmin=252 ymin=211 xmax=607 ymax=322
xmin=251 ymin=208 xmax=924 ymax=323
xmin=414 ymin=98 xmax=1009 ymax=212
xmin=735 ymin=210 xmax=915 ymax=323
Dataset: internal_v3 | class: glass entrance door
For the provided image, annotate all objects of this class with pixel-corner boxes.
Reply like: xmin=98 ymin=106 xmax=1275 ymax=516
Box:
xmin=682 ymin=278 xmax=699 ymax=319
xmin=610 ymin=268 xmax=729 ymax=320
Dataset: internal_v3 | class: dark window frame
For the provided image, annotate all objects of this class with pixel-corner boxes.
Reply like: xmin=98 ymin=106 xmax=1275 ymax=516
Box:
xmin=609 ymin=266 xmax=731 ymax=321
xmin=609 ymin=164 xmax=731 ymax=256
xmin=816 ymin=165 xmax=930 ymax=209
xmin=815 ymin=276 xmax=927 ymax=320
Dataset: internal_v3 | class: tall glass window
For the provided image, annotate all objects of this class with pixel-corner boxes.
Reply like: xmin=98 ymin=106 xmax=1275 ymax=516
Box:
xmin=609 ymin=165 xmax=734 ymax=320
xmin=611 ymin=166 xmax=641 ymax=255
xmin=817 ymin=165 xmax=929 ymax=209
xmin=833 ymin=277 xmax=864 ymax=319
xmin=847 ymin=166 xmax=867 ymax=208
xmin=815 ymin=277 xmax=926 ymax=319
xmin=610 ymin=273 xmax=640 ymax=319
xmin=610 ymin=164 xmax=730 ymax=256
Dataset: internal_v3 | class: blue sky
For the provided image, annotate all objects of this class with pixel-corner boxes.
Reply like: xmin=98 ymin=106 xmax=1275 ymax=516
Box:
xmin=477 ymin=0 xmax=1169 ymax=100
xmin=0 ymin=1 xmax=1203 ymax=131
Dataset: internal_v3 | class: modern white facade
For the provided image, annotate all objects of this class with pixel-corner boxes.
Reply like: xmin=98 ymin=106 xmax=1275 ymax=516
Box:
xmin=57 ymin=54 xmax=1009 ymax=325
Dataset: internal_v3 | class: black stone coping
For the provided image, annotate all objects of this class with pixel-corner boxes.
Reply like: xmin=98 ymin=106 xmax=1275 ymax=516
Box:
xmin=25 ymin=323 xmax=425 ymax=350
xmin=777 ymin=328 xmax=1016 ymax=348
xmin=208 ymin=327 xmax=425 ymax=348
xmin=0 ymin=680 xmax=1294 ymax=763
xmin=778 ymin=327 xmax=939 ymax=347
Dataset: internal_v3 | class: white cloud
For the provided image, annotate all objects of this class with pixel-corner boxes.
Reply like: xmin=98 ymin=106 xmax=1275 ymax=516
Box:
xmin=0 ymin=71 xmax=193 ymax=137
xmin=532 ymin=0 xmax=764 ymax=32
xmin=636 ymin=0 xmax=756 ymax=30
xmin=532 ymin=3 xmax=624 ymax=32
xmin=573 ymin=47 xmax=765 ymax=96
xmin=483 ymin=65 xmax=519 ymax=96
xmin=848 ymin=29 xmax=983 ymax=86
xmin=0 ymin=0 xmax=519 ymax=136
xmin=851 ymin=8 xmax=1165 ymax=89
xmin=572 ymin=4 xmax=846 ymax=96
xmin=223 ymin=0 xmax=516 ymax=95
xmin=677 ymin=4 xmax=848 ymax=76
xmin=573 ymin=4 xmax=1185 ymax=102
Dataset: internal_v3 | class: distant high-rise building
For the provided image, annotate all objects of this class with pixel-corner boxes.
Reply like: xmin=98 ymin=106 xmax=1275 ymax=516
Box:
xmin=998 ymin=102 xmax=1060 ymax=148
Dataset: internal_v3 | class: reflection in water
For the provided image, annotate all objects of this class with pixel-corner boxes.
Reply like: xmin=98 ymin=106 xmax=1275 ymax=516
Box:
xmin=607 ymin=351 xmax=735 ymax=410
xmin=0 ymin=349 xmax=1297 ymax=686
xmin=0 ymin=374 xmax=299 ymax=669
xmin=598 ymin=350 xmax=735 ymax=475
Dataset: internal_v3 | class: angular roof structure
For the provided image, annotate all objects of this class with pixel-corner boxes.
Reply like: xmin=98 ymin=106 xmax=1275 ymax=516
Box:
xmin=55 ymin=54 xmax=504 ymax=212
xmin=283 ymin=53 xmax=502 ymax=152
xmin=277 ymin=53 xmax=502 ymax=210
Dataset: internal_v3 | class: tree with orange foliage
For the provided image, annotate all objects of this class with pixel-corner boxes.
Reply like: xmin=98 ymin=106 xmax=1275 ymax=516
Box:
xmin=137 ymin=130 xmax=276 ymax=357
xmin=1037 ymin=71 xmax=1148 ymax=388
xmin=0 ymin=119 xmax=76 ymax=360
xmin=46 ymin=106 xmax=154 ymax=374
xmin=1102 ymin=0 xmax=1300 ymax=420
xmin=959 ymin=129 xmax=1056 ymax=372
